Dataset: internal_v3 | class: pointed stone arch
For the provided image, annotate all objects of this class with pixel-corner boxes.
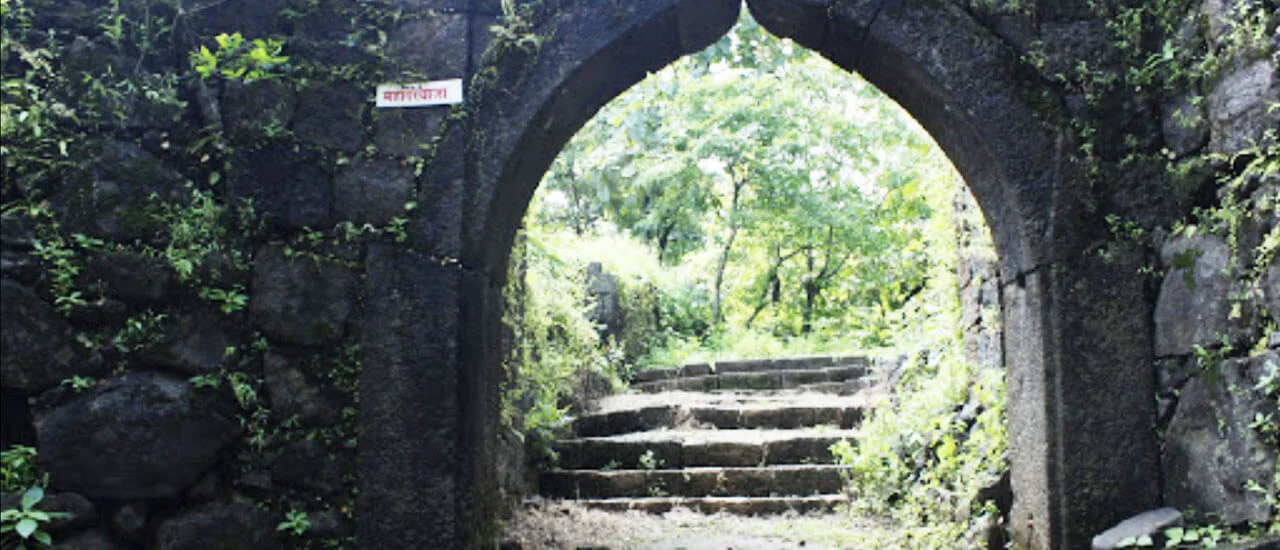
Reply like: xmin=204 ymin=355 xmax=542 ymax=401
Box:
xmin=358 ymin=1 xmax=1160 ymax=548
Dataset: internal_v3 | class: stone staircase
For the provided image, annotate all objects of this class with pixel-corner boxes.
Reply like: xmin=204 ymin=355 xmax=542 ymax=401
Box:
xmin=539 ymin=355 xmax=883 ymax=515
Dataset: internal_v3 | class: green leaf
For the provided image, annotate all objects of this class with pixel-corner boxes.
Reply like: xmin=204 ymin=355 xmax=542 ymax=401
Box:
xmin=33 ymin=530 xmax=52 ymax=545
xmin=21 ymin=487 xmax=43 ymax=509
xmin=15 ymin=517 xmax=38 ymax=538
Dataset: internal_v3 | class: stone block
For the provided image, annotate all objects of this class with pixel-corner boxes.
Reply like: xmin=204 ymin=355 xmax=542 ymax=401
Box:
xmin=1163 ymin=351 xmax=1277 ymax=525
xmin=229 ymin=144 xmax=333 ymax=231
xmin=1208 ymin=59 xmax=1279 ymax=156
xmin=333 ymin=157 xmax=415 ymax=226
xmin=153 ymin=501 xmax=279 ymax=550
xmin=1161 ymin=90 xmax=1209 ymax=157
xmin=249 ymin=245 xmax=356 ymax=347
xmin=1 ymin=280 xmax=105 ymax=393
xmin=1155 ymin=236 xmax=1234 ymax=356
xmin=1091 ymin=507 xmax=1182 ymax=550
xmin=35 ymin=372 xmax=240 ymax=499
xmin=293 ymin=82 xmax=366 ymax=153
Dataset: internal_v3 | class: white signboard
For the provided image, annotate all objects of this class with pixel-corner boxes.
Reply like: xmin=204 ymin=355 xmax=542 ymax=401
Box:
xmin=376 ymin=79 xmax=463 ymax=108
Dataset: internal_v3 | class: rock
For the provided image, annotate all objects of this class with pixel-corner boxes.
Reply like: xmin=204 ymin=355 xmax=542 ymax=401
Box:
xmin=1 ymin=280 xmax=105 ymax=393
xmin=1091 ymin=507 xmax=1182 ymax=550
xmin=1163 ymin=351 xmax=1278 ymax=524
xmin=1 ymin=388 xmax=35 ymax=448
xmin=1208 ymin=59 xmax=1279 ymax=156
xmin=304 ymin=509 xmax=351 ymax=539
xmin=145 ymin=310 xmax=234 ymax=376
xmin=249 ymin=245 xmax=356 ymax=346
xmin=78 ymin=250 xmax=177 ymax=304
xmin=1154 ymin=236 xmax=1237 ymax=356
xmin=586 ymin=263 xmax=622 ymax=340
xmin=270 ymin=438 xmax=344 ymax=495
xmin=1161 ymin=90 xmax=1209 ymax=157
xmin=1266 ymin=258 xmax=1279 ymax=320
xmin=51 ymin=528 xmax=127 ymax=550
xmin=263 ymin=352 xmax=342 ymax=426
xmin=110 ymin=502 xmax=148 ymax=543
xmin=34 ymin=372 xmax=240 ymax=499
xmin=293 ymin=83 xmax=365 ymax=152
xmin=332 ymin=157 xmax=415 ymax=226
xmin=0 ymin=211 xmax=38 ymax=282
xmin=220 ymin=79 xmax=297 ymax=143
xmin=65 ymin=140 xmax=188 ymax=242
xmin=152 ymin=501 xmax=280 ymax=550
xmin=229 ymin=145 xmax=332 ymax=231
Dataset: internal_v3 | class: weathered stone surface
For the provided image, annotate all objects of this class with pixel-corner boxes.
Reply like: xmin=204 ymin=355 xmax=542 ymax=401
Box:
xmin=372 ymin=108 xmax=445 ymax=157
xmin=110 ymin=502 xmax=148 ymax=543
xmin=66 ymin=140 xmax=188 ymax=242
xmin=229 ymin=145 xmax=332 ymax=231
xmin=293 ymin=83 xmax=365 ymax=152
xmin=1266 ymin=257 xmax=1279 ymax=319
xmin=385 ymin=15 xmax=468 ymax=78
xmin=270 ymin=438 xmax=344 ymax=495
xmin=1 ymin=280 xmax=104 ymax=392
xmin=152 ymin=501 xmax=280 ymax=550
xmin=1091 ymin=507 xmax=1183 ymax=550
xmin=145 ymin=310 xmax=234 ymax=376
xmin=333 ymin=158 xmax=415 ymax=226
xmin=0 ymin=211 xmax=39 ymax=283
xmin=78 ymin=250 xmax=177 ymax=304
xmin=1164 ymin=351 xmax=1278 ymax=525
xmin=249 ymin=245 xmax=355 ymax=346
xmin=1155 ymin=236 xmax=1234 ymax=356
xmin=1208 ymin=59 xmax=1279 ymax=155
xmin=51 ymin=529 xmax=126 ymax=550
xmin=263 ymin=352 xmax=342 ymax=427
xmin=34 ymin=372 xmax=240 ymax=499
xmin=1161 ymin=90 xmax=1209 ymax=157
xmin=221 ymin=79 xmax=297 ymax=143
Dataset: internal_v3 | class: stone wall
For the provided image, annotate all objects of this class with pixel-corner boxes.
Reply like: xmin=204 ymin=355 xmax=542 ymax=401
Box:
xmin=0 ymin=0 xmax=1276 ymax=548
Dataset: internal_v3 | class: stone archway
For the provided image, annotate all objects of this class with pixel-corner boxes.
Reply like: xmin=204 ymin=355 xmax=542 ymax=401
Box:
xmin=358 ymin=1 xmax=1160 ymax=548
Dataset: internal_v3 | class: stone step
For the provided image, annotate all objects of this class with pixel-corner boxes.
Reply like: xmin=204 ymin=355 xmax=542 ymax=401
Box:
xmin=540 ymin=465 xmax=848 ymax=499
xmin=630 ymin=355 xmax=870 ymax=384
xmin=555 ymin=429 xmax=857 ymax=470
xmin=571 ymin=495 xmax=847 ymax=515
xmin=632 ymin=365 xmax=868 ymax=393
xmin=573 ymin=403 xmax=865 ymax=437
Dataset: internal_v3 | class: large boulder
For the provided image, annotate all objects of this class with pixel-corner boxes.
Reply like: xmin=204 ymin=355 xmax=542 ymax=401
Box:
xmin=1208 ymin=58 xmax=1279 ymax=156
xmin=34 ymin=372 xmax=240 ymax=499
xmin=1 ymin=280 xmax=105 ymax=392
xmin=152 ymin=501 xmax=280 ymax=550
xmin=249 ymin=245 xmax=356 ymax=346
xmin=1163 ymin=351 xmax=1278 ymax=525
xmin=1154 ymin=236 xmax=1238 ymax=356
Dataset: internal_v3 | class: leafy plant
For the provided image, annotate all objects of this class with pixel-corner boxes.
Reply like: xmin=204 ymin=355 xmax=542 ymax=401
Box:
xmin=1 ymin=487 xmax=69 ymax=548
xmin=190 ymin=32 xmax=289 ymax=83
xmin=276 ymin=509 xmax=310 ymax=536
xmin=0 ymin=446 xmax=39 ymax=493
xmin=199 ymin=286 xmax=248 ymax=314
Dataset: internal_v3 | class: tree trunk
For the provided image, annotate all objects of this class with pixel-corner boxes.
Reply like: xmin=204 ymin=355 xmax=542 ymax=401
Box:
xmin=712 ymin=176 xmax=744 ymax=329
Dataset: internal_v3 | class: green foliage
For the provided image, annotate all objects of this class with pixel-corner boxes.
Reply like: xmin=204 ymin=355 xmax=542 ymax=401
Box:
xmin=501 ymin=228 xmax=629 ymax=465
xmin=0 ymin=446 xmax=40 ymax=494
xmin=277 ymin=509 xmax=311 ymax=536
xmin=190 ymin=32 xmax=289 ymax=83
xmin=199 ymin=286 xmax=249 ymax=314
xmin=1 ymin=487 xmax=69 ymax=549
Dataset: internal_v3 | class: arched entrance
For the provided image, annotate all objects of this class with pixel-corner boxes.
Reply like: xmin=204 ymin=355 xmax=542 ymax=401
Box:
xmin=358 ymin=1 xmax=1160 ymax=548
